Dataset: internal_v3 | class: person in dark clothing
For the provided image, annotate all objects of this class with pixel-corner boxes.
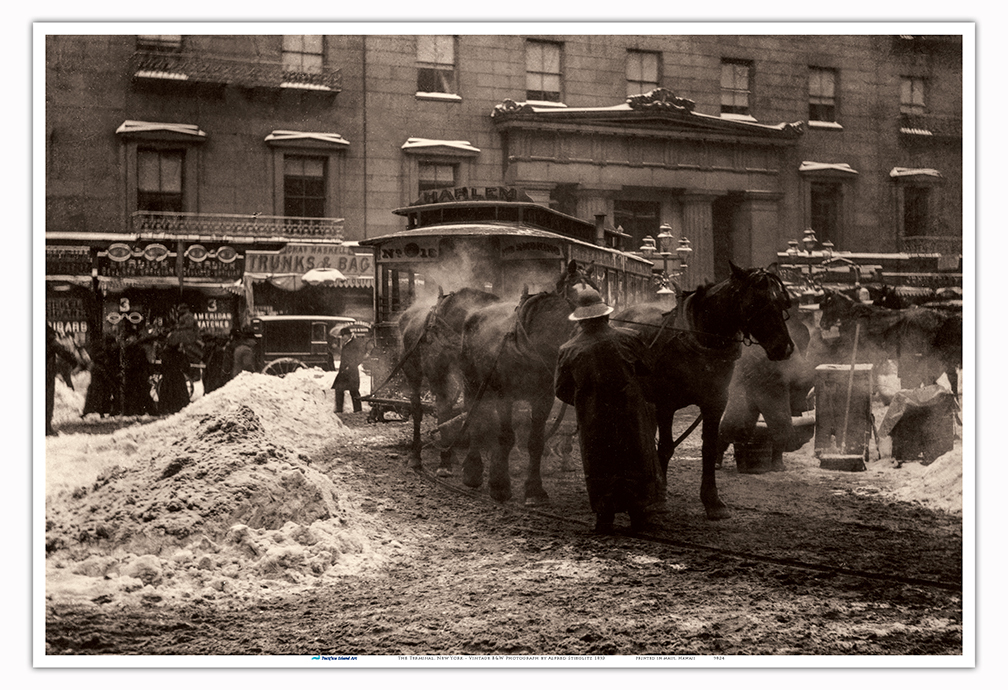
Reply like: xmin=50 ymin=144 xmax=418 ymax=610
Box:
xmin=331 ymin=327 xmax=369 ymax=413
xmin=46 ymin=325 xmax=78 ymax=436
xmin=82 ymin=334 xmax=120 ymax=418
xmin=230 ymin=328 xmax=260 ymax=379
xmin=159 ymin=307 xmax=200 ymax=415
xmin=554 ymin=288 xmax=667 ymax=534
xmin=121 ymin=327 xmax=158 ymax=416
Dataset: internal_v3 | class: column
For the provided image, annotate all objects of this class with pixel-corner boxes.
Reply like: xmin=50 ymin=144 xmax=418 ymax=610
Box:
xmin=739 ymin=192 xmax=784 ymax=269
xmin=680 ymin=194 xmax=715 ymax=288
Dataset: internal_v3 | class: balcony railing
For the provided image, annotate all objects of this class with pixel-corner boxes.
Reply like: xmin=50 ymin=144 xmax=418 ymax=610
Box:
xmin=130 ymin=50 xmax=342 ymax=92
xmin=131 ymin=211 xmax=344 ymax=240
xmin=899 ymin=113 xmax=962 ymax=139
xmin=901 ymin=235 xmax=963 ymax=256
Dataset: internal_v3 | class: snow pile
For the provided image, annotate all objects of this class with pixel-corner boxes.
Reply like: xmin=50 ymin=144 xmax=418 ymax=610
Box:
xmin=890 ymin=447 xmax=963 ymax=514
xmin=45 ymin=369 xmax=409 ymax=609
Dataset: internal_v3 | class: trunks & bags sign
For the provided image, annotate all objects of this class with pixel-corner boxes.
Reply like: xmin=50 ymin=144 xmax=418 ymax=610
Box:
xmin=245 ymin=243 xmax=372 ymax=276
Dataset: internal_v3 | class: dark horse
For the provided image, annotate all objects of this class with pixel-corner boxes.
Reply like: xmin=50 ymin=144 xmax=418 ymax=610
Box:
xmin=398 ymin=287 xmax=502 ymax=474
xmin=819 ymin=289 xmax=962 ymax=399
xmin=612 ymin=262 xmax=794 ymax=520
xmin=457 ymin=261 xmax=592 ymax=504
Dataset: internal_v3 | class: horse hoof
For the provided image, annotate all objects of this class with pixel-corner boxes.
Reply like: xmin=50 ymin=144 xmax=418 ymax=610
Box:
xmin=489 ymin=488 xmax=512 ymax=504
xmin=705 ymin=505 xmax=731 ymax=520
xmin=435 ymin=467 xmax=454 ymax=478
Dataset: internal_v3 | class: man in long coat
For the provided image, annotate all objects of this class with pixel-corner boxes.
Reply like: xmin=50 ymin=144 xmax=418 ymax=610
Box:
xmin=331 ymin=327 xmax=369 ymax=413
xmin=554 ymin=288 xmax=667 ymax=534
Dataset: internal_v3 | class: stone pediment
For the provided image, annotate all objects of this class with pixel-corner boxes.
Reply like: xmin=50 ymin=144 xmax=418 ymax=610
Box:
xmin=492 ymin=88 xmax=803 ymax=143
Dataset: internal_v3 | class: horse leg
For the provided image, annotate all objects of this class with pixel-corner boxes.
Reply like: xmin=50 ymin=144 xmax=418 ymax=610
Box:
xmin=523 ymin=395 xmax=552 ymax=505
xmin=655 ymin=406 xmax=676 ymax=479
xmin=408 ymin=383 xmax=423 ymax=471
xmin=461 ymin=401 xmax=490 ymax=490
xmin=434 ymin=387 xmax=456 ymax=477
xmin=700 ymin=408 xmax=730 ymax=520
xmin=487 ymin=398 xmax=515 ymax=503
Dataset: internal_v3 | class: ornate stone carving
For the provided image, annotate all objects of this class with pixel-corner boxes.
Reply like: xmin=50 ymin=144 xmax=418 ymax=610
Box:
xmin=626 ymin=88 xmax=695 ymax=113
xmin=491 ymin=99 xmax=535 ymax=118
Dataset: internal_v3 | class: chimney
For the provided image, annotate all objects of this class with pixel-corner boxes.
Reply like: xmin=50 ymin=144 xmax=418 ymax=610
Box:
xmin=594 ymin=214 xmax=606 ymax=247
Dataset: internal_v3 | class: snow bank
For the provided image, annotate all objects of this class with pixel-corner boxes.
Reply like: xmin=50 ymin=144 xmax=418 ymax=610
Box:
xmin=45 ymin=369 xmax=409 ymax=609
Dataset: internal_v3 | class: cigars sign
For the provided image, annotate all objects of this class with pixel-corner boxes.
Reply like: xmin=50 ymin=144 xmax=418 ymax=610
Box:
xmin=245 ymin=243 xmax=372 ymax=276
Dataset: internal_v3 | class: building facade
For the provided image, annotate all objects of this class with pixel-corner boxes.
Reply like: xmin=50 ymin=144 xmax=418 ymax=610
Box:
xmin=45 ymin=32 xmax=964 ymax=338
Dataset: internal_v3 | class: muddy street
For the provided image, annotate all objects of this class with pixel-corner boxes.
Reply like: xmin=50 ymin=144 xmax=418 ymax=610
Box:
xmin=44 ymin=373 xmax=964 ymax=659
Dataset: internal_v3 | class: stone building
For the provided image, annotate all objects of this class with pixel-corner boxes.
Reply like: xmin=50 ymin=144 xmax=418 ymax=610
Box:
xmin=44 ymin=32 xmax=964 ymax=334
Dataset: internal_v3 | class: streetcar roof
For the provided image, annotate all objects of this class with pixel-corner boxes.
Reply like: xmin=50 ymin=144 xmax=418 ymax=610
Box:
xmin=359 ymin=222 xmax=653 ymax=267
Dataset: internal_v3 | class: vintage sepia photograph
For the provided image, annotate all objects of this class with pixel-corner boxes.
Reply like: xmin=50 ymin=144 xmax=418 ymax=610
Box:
xmin=34 ymin=20 xmax=976 ymax=671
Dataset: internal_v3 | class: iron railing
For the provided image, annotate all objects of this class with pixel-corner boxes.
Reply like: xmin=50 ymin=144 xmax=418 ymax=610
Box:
xmin=901 ymin=235 xmax=963 ymax=256
xmin=131 ymin=211 xmax=344 ymax=240
xmin=130 ymin=50 xmax=342 ymax=92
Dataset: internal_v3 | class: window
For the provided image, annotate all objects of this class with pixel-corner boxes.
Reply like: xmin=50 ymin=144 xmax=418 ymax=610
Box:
xmin=525 ymin=40 xmax=562 ymax=102
xmin=810 ymin=182 xmax=841 ymax=244
xmin=626 ymin=50 xmax=660 ymax=97
xmin=417 ymin=36 xmax=456 ymax=94
xmin=809 ymin=67 xmax=837 ymax=122
xmin=137 ymin=148 xmax=184 ymax=212
xmin=720 ymin=59 xmax=751 ymax=115
xmin=136 ymin=35 xmax=182 ymax=52
xmin=418 ymin=162 xmax=457 ymax=192
xmin=613 ymin=200 xmax=660 ymax=250
xmin=903 ymin=186 xmax=930 ymax=237
xmin=284 ymin=156 xmax=326 ymax=218
xmin=283 ymin=35 xmax=323 ymax=75
xmin=901 ymin=76 xmax=926 ymax=116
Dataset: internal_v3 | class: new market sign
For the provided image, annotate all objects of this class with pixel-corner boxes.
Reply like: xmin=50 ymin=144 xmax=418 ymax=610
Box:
xmin=245 ymin=243 xmax=372 ymax=276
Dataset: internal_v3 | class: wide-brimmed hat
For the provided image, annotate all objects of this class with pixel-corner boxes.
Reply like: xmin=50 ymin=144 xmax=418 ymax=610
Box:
xmin=568 ymin=288 xmax=614 ymax=321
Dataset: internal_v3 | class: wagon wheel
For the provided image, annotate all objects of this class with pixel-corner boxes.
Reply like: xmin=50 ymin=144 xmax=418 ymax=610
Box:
xmin=262 ymin=357 xmax=307 ymax=377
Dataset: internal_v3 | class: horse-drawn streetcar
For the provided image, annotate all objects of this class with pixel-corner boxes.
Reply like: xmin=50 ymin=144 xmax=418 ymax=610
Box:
xmin=357 ymin=187 xmax=654 ymax=418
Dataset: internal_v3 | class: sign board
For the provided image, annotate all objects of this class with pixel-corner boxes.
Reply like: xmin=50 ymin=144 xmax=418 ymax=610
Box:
xmin=376 ymin=239 xmax=439 ymax=263
xmin=246 ymin=243 xmax=372 ymax=276
xmin=499 ymin=238 xmax=564 ymax=261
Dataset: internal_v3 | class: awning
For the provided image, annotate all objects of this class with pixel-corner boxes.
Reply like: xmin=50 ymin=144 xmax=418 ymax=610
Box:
xmin=302 ymin=267 xmax=347 ymax=285
xmin=244 ymin=272 xmax=374 ymax=291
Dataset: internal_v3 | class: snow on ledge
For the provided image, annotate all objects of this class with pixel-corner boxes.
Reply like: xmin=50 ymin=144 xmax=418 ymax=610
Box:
xmin=890 ymin=167 xmax=943 ymax=179
xmin=401 ymin=137 xmax=480 ymax=154
xmin=799 ymin=161 xmax=859 ymax=176
xmin=808 ymin=120 xmax=844 ymax=130
xmin=415 ymin=91 xmax=462 ymax=102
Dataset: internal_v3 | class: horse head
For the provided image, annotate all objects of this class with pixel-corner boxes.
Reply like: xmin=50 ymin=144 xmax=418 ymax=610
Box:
xmin=555 ymin=260 xmax=599 ymax=306
xmin=817 ymin=288 xmax=852 ymax=330
xmin=731 ymin=261 xmax=794 ymax=361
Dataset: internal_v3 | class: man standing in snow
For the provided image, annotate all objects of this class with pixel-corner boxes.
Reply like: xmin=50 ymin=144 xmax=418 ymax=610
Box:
xmin=230 ymin=328 xmax=260 ymax=379
xmin=331 ymin=327 xmax=368 ymax=413
xmin=554 ymin=288 xmax=667 ymax=534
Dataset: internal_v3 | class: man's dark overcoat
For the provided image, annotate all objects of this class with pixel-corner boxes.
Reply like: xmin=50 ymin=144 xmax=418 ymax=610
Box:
xmin=554 ymin=324 xmax=666 ymax=516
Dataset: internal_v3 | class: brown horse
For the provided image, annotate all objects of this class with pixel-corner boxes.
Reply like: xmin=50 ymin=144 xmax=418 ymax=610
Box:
xmin=398 ymin=287 xmax=502 ymax=474
xmin=612 ymin=262 xmax=794 ymax=520
xmin=457 ymin=262 xmax=592 ymax=504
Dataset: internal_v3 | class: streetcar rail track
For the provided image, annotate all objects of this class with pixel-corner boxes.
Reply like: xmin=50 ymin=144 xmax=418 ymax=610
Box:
xmin=412 ymin=464 xmax=962 ymax=593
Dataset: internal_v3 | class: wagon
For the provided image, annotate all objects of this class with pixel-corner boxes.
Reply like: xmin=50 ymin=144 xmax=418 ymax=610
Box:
xmin=250 ymin=314 xmax=357 ymax=377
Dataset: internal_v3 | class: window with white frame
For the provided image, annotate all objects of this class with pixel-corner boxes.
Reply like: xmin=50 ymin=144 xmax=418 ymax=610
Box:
xmin=901 ymin=76 xmax=926 ymax=116
xmin=283 ymin=35 xmax=323 ymax=75
xmin=720 ymin=59 xmax=751 ymax=116
xmin=810 ymin=182 xmax=841 ymax=245
xmin=809 ymin=67 xmax=837 ymax=122
xmin=525 ymin=40 xmax=562 ymax=102
xmin=137 ymin=148 xmax=184 ymax=213
xmin=417 ymin=36 xmax=456 ymax=94
xmin=284 ymin=155 xmax=327 ymax=218
xmin=418 ymin=162 xmax=457 ymax=193
xmin=626 ymin=50 xmax=660 ymax=97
